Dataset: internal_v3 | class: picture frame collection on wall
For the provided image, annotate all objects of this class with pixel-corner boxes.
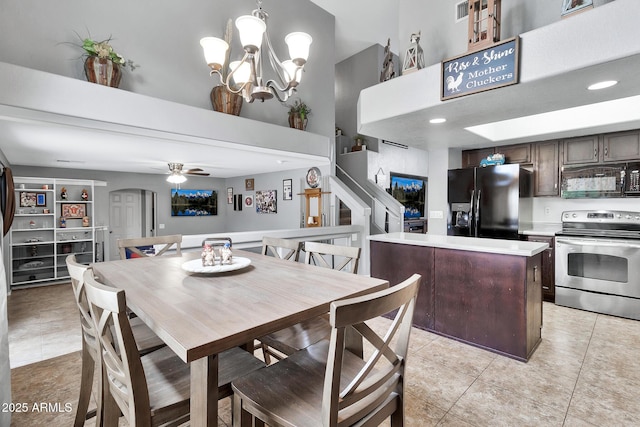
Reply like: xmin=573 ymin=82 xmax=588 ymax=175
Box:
xmin=173 ymin=174 xmax=303 ymax=215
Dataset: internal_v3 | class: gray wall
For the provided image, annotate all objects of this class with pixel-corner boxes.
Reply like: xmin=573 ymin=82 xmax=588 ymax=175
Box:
xmin=335 ymin=44 xmax=394 ymax=141
xmin=10 ymin=165 xmax=323 ymax=258
xmin=0 ymin=0 xmax=335 ymax=139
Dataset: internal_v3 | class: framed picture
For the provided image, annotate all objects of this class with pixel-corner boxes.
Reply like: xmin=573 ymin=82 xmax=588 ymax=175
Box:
xmin=61 ymin=203 xmax=86 ymax=218
xmin=561 ymin=0 xmax=593 ymax=16
xmin=227 ymin=187 xmax=233 ymax=204
xmin=283 ymin=179 xmax=293 ymax=200
xmin=36 ymin=193 xmax=46 ymax=206
xmin=19 ymin=192 xmax=37 ymax=207
xmin=170 ymin=189 xmax=217 ymax=216
xmin=245 ymin=178 xmax=255 ymax=191
xmin=234 ymin=194 xmax=243 ymax=211
xmin=244 ymin=194 xmax=254 ymax=208
xmin=255 ymin=190 xmax=277 ymax=214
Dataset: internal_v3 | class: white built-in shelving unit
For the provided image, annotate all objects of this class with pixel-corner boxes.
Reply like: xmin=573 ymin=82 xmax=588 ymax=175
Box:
xmin=8 ymin=177 xmax=98 ymax=288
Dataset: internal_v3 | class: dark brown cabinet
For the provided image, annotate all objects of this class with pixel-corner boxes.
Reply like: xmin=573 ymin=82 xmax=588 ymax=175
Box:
xmin=603 ymin=130 xmax=640 ymax=162
xmin=534 ymin=140 xmax=559 ymax=196
xmin=562 ymin=130 xmax=640 ymax=165
xmin=462 ymin=147 xmax=495 ymax=168
xmin=562 ymin=135 xmax=600 ymax=165
xmin=462 ymin=129 xmax=640 ymax=196
xmin=461 ymin=144 xmax=531 ymax=168
xmin=501 ymin=143 xmax=532 ymax=164
xmin=370 ymin=240 xmax=542 ymax=361
xmin=526 ymin=235 xmax=555 ymax=303
xmin=370 ymin=241 xmax=434 ymax=330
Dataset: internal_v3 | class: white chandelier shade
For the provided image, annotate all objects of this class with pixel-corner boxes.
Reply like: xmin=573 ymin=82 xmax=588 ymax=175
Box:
xmin=199 ymin=1 xmax=312 ymax=103
xmin=285 ymin=32 xmax=312 ymax=65
xmin=235 ymin=15 xmax=266 ymax=53
xmin=199 ymin=37 xmax=229 ymax=71
xmin=229 ymin=60 xmax=251 ymax=84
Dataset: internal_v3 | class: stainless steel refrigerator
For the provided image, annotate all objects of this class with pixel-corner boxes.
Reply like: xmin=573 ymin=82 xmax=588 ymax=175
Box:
xmin=447 ymin=164 xmax=532 ymax=240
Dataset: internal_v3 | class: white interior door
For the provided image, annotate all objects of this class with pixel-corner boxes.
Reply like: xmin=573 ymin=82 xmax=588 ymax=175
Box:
xmin=109 ymin=190 xmax=142 ymax=261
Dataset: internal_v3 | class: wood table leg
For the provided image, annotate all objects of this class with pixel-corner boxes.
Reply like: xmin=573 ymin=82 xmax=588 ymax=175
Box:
xmin=191 ymin=354 xmax=219 ymax=426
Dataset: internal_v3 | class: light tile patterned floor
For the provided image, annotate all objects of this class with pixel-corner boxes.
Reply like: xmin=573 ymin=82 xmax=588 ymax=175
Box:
xmin=8 ymin=283 xmax=640 ymax=426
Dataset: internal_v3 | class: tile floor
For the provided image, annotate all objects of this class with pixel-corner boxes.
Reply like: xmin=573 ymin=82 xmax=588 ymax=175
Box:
xmin=7 ymin=283 xmax=640 ymax=426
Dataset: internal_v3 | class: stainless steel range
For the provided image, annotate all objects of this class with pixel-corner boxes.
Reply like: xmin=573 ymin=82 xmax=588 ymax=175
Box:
xmin=555 ymin=210 xmax=640 ymax=320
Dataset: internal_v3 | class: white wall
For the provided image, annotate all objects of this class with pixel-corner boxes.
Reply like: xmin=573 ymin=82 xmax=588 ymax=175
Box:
xmin=532 ymin=195 xmax=640 ymax=224
xmin=0 ymin=0 xmax=335 ymax=139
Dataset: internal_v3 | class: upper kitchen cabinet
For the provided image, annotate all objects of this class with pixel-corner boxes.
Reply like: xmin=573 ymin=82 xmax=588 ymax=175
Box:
xmin=603 ymin=130 xmax=640 ymax=162
xmin=561 ymin=135 xmax=600 ymax=165
xmin=462 ymin=144 xmax=531 ymax=168
xmin=534 ymin=141 xmax=559 ymax=197
xmin=562 ymin=131 xmax=640 ymax=165
xmin=462 ymin=148 xmax=496 ymax=168
xmin=501 ymin=144 xmax=532 ymax=165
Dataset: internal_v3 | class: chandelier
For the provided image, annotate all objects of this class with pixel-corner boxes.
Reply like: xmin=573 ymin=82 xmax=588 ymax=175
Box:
xmin=199 ymin=0 xmax=312 ymax=103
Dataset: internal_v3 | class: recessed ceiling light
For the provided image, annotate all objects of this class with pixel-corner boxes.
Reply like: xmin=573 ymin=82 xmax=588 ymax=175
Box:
xmin=429 ymin=118 xmax=446 ymax=124
xmin=588 ymin=80 xmax=618 ymax=90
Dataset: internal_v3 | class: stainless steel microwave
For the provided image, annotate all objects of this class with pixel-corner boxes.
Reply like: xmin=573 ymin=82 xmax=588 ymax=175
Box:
xmin=561 ymin=164 xmax=624 ymax=198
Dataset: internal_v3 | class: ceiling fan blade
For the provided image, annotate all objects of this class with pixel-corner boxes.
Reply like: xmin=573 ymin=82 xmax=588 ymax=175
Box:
xmin=186 ymin=172 xmax=210 ymax=176
xmin=185 ymin=168 xmax=204 ymax=173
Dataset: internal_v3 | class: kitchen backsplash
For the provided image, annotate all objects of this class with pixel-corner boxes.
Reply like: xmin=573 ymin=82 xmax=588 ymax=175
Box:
xmin=532 ymin=197 xmax=639 ymax=223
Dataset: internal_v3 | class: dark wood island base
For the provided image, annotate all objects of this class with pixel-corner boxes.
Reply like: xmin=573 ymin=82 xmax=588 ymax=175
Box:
xmin=370 ymin=238 xmax=544 ymax=362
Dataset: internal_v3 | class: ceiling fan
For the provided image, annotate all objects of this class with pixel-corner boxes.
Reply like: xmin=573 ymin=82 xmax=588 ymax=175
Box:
xmin=167 ymin=162 xmax=210 ymax=183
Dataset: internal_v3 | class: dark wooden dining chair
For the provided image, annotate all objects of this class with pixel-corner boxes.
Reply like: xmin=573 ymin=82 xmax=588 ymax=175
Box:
xmin=117 ymin=234 xmax=182 ymax=260
xmin=258 ymin=242 xmax=361 ymax=363
xmin=261 ymin=236 xmax=302 ymax=261
xmin=82 ymin=270 xmax=266 ymax=427
xmin=66 ymin=255 xmax=166 ymax=427
xmin=232 ymin=273 xmax=421 ymax=427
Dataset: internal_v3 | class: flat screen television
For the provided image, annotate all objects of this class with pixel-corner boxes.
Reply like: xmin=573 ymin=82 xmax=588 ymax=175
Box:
xmin=388 ymin=173 xmax=426 ymax=219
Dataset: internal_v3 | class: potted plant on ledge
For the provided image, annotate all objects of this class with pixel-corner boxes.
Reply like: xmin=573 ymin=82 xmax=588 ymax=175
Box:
xmin=287 ymin=99 xmax=311 ymax=131
xmin=79 ymin=35 xmax=136 ymax=88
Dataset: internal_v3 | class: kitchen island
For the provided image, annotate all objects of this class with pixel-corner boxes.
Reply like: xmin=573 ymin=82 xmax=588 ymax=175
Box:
xmin=369 ymin=233 xmax=548 ymax=361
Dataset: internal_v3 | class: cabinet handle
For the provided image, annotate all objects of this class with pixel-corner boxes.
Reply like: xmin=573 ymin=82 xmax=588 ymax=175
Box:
xmin=533 ymin=266 xmax=538 ymax=282
xmin=594 ymin=148 xmax=598 ymax=159
xmin=604 ymin=146 xmax=608 ymax=157
xmin=542 ymin=286 xmax=550 ymax=290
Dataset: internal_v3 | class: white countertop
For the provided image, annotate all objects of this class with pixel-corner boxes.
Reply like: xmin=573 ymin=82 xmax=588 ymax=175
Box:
xmin=368 ymin=233 xmax=548 ymax=257
xmin=519 ymin=223 xmax=562 ymax=237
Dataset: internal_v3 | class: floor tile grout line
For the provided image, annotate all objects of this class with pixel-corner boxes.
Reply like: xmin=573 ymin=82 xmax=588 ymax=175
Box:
xmin=560 ymin=312 xmax=598 ymax=426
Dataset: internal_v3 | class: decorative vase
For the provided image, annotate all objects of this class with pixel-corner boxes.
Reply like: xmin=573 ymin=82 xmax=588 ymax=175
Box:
xmin=84 ymin=56 xmax=122 ymax=88
xmin=210 ymin=85 xmax=243 ymax=116
xmin=288 ymin=113 xmax=307 ymax=131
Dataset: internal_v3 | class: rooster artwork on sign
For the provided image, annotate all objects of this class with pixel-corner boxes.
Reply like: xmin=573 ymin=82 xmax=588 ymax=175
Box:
xmin=446 ymin=72 xmax=464 ymax=93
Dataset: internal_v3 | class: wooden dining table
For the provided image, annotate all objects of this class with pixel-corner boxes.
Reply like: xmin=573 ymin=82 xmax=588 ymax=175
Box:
xmin=91 ymin=249 xmax=389 ymax=427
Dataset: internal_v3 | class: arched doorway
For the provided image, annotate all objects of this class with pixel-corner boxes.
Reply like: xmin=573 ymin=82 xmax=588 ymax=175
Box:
xmin=108 ymin=189 xmax=156 ymax=261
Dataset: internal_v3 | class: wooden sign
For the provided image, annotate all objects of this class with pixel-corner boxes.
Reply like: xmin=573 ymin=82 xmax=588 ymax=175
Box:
xmin=441 ymin=37 xmax=519 ymax=101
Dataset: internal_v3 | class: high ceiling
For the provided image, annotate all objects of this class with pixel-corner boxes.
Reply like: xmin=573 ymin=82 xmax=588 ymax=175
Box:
xmin=309 ymin=0 xmax=399 ymax=63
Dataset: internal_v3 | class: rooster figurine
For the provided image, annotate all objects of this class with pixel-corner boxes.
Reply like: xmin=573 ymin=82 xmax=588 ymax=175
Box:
xmin=446 ymin=72 xmax=464 ymax=93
